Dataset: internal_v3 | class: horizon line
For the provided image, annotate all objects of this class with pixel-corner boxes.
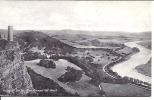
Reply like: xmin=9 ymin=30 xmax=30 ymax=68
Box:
xmin=0 ymin=28 xmax=151 ymax=33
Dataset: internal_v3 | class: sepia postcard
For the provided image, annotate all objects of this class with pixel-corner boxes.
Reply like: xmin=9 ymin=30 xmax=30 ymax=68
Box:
xmin=0 ymin=0 xmax=151 ymax=97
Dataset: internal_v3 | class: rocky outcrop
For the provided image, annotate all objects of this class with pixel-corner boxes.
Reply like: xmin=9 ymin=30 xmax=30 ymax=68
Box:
xmin=0 ymin=40 xmax=34 ymax=96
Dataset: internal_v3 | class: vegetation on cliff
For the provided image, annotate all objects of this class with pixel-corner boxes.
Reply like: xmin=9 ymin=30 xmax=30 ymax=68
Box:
xmin=0 ymin=41 xmax=34 ymax=96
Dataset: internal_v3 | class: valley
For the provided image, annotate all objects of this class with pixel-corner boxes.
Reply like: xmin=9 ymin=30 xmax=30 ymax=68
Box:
xmin=19 ymin=30 xmax=151 ymax=96
xmin=0 ymin=29 xmax=151 ymax=96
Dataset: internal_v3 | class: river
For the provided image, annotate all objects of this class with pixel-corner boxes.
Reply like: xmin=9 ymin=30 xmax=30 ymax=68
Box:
xmin=111 ymin=41 xmax=151 ymax=84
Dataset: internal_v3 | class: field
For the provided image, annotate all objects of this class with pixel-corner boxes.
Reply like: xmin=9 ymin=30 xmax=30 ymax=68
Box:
xmin=101 ymin=82 xmax=151 ymax=97
xmin=25 ymin=59 xmax=102 ymax=96
xmin=135 ymin=59 xmax=151 ymax=77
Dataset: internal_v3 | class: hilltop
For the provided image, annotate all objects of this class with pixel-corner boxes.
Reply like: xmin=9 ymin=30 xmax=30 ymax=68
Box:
xmin=13 ymin=31 xmax=75 ymax=61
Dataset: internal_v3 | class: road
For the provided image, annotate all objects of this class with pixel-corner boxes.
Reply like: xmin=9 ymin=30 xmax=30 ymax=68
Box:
xmin=102 ymin=57 xmax=123 ymax=79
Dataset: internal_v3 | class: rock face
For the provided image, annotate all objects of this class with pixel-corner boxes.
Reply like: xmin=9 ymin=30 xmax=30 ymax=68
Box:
xmin=0 ymin=40 xmax=34 ymax=96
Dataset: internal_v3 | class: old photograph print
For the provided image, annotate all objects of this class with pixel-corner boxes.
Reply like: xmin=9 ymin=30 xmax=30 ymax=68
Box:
xmin=0 ymin=1 xmax=151 ymax=97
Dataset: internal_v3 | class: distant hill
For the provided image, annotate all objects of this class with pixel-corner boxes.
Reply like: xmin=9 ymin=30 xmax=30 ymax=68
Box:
xmin=40 ymin=29 xmax=151 ymax=37
xmin=1 ymin=29 xmax=151 ymax=49
xmin=0 ymin=29 xmax=151 ymax=40
xmin=39 ymin=30 xmax=151 ymax=43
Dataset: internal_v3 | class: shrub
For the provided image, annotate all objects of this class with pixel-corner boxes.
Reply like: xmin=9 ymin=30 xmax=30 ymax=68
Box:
xmin=58 ymin=66 xmax=83 ymax=82
xmin=23 ymin=51 xmax=40 ymax=61
xmin=37 ymin=59 xmax=56 ymax=68
xmin=132 ymin=47 xmax=140 ymax=52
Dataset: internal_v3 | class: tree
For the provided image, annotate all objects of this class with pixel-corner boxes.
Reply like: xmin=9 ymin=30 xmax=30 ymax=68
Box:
xmin=38 ymin=59 xmax=56 ymax=68
xmin=58 ymin=66 xmax=83 ymax=82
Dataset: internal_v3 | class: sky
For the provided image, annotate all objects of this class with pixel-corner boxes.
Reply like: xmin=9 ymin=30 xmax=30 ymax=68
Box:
xmin=0 ymin=1 xmax=151 ymax=32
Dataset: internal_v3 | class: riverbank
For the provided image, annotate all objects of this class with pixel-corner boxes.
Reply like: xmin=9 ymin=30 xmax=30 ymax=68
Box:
xmin=111 ymin=41 xmax=151 ymax=84
xmin=98 ymin=41 xmax=151 ymax=96
xmin=102 ymin=45 xmax=139 ymax=82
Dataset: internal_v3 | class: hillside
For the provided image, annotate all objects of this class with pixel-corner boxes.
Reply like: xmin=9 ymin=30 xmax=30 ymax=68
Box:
xmin=41 ymin=30 xmax=151 ymax=42
xmin=27 ymin=67 xmax=79 ymax=96
xmin=135 ymin=59 xmax=151 ymax=77
xmin=14 ymin=31 xmax=74 ymax=60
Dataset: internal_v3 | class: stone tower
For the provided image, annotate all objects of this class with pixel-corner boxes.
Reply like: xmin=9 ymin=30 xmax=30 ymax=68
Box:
xmin=8 ymin=26 xmax=13 ymax=41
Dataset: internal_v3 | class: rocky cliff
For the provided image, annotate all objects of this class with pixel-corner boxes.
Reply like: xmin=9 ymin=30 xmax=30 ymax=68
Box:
xmin=0 ymin=39 xmax=34 ymax=96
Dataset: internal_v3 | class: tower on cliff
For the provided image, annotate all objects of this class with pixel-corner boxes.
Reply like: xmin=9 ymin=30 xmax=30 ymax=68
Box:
xmin=8 ymin=26 xmax=13 ymax=41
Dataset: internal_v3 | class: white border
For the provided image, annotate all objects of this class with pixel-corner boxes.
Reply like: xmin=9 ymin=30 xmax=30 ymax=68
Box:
xmin=1 ymin=1 xmax=153 ymax=100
